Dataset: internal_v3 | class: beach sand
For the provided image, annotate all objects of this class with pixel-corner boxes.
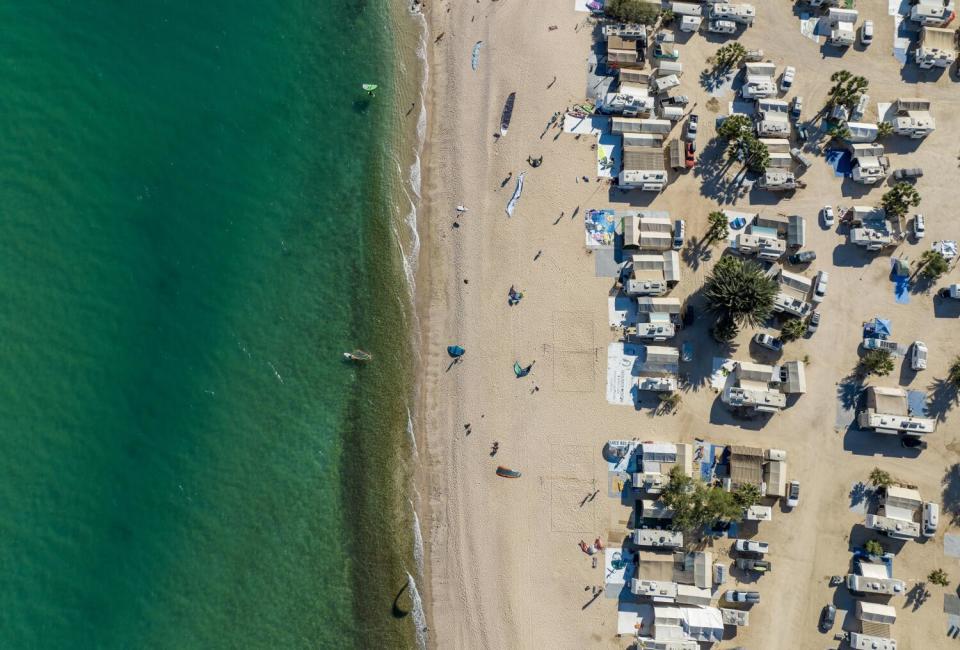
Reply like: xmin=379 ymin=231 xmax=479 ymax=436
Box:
xmin=416 ymin=1 xmax=960 ymax=648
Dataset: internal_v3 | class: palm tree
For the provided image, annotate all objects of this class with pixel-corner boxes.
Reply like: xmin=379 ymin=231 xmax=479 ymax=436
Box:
xmin=827 ymin=124 xmax=851 ymax=142
xmin=780 ymin=318 xmax=807 ymax=342
xmin=712 ymin=317 xmax=738 ymax=343
xmin=706 ymin=211 xmax=729 ymax=244
xmin=704 ymin=256 xmax=778 ymax=329
xmin=869 ymin=467 xmax=893 ymax=488
xmin=715 ymin=42 xmax=746 ymax=68
xmin=919 ymin=250 xmax=949 ymax=280
xmin=717 ymin=114 xmax=752 ymax=141
xmin=827 ymin=70 xmax=869 ymax=110
xmin=880 ymin=182 xmax=921 ymax=219
xmin=948 ymin=356 xmax=960 ymax=388
xmin=861 ymin=349 xmax=895 ymax=376
xmin=658 ymin=391 xmax=681 ymax=413
xmin=877 ymin=121 xmax=894 ymax=138
xmin=744 ymin=136 xmax=770 ymax=173
xmin=733 ymin=483 xmax=761 ymax=509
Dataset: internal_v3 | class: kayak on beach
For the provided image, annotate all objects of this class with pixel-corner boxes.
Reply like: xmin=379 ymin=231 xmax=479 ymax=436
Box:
xmin=496 ymin=466 xmax=521 ymax=478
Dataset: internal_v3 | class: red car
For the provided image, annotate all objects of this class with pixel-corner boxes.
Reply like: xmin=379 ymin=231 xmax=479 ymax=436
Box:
xmin=684 ymin=142 xmax=696 ymax=169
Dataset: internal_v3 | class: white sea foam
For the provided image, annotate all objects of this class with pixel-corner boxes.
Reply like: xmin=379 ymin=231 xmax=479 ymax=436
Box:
xmin=407 ymin=572 xmax=428 ymax=650
xmin=406 ymin=406 xmax=418 ymax=459
xmin=410 ymin=499 xmax=425 ymax=576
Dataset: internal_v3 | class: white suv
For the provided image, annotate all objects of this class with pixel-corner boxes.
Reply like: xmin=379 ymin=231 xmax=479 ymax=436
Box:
xmin=911 ymin=341 xmax=928 ymax=371
xmin=812 ymin=271 xmax=829 ymax=304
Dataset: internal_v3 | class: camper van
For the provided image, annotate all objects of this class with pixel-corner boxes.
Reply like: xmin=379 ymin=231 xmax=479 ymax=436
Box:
xmin=660 ymin=105 xmax=684 ymax=121
xmin=657 ymin=61 xmax=683 ymax=78
xmin=651 ymin=75 xmax=681 ymax=94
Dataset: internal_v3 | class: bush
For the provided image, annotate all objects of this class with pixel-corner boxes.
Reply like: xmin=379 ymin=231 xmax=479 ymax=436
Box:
xmin=929 ymin=568 xmax=950 ymax=587
xmin=869 ymin=467 xmax=893 ymax=488
xmin=864 ymin=539 xmax=884 ymax=557
xmin=604 ymin=0 xmax=661 ymax=24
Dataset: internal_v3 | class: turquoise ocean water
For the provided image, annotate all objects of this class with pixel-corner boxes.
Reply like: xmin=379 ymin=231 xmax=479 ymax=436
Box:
xmin=0 ymin=2 xmax=420 ymax=648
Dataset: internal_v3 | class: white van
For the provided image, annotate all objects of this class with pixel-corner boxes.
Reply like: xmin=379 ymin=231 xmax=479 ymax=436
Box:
xmin=660 ymin=106 xmax=684 ymax=121
xmin=707 ymin=19 xmax=736 ymax=34
xmin=923 ymin=502 xmax=939 ymax=538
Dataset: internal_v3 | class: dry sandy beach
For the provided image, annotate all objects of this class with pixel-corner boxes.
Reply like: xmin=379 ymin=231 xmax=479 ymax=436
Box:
xmin=415 ymin=1 xmax=960 ymax=649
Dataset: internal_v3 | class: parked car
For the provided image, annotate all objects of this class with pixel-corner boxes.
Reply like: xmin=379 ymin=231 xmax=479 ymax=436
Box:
xmin=813 ymin=271 xmax=829 ymax=304
xmin=790 ymin=147 xmax=812 ymax=169
xmin=725 ymin=590 xmax=761 ymax=603
xmin=914 ymin=214 xmax=925 ymax=239
xmin=893 ymin=167 xmax=924 ymax=181
xmin=752 ymin=333 xmax=783 ymax=352
xmin=796 ymin=123 xmax=809 ymax=143
xmin=788 ymin=251 xmax=817 ymax=265
xmin=685 ymin=142 xmax=696 ymax=169
xmin=861 ymin=20 xmax=874 ymax=46
xmin=780 ymin=66 xmax=795 ymax=92
xmin=684 ymin=114 xmax=699 ymax=141
xmin=713 ymin=562 xmax=728 ymax=585
xmin=901 ymin=435 xmax=927 ymax=450
xmin=911 ymin=341 xmax=928 ymax=371
xmin=923 ymin=502 xmax=940 ymax=538
xmin=735 ymin=558 xmax=772 ymax=572
xmin=822 ymin=205 xmax=835 ymax=227
xmin=819 ymin=604 xmax=837 ymax=632
xmin=663 ymin=95 xmax=690 ymax=107
xmin=786 ymin=480 xmax=800 ymax=508
xmin=807 ymin=311 xmax=820 ymax=334
xmin=673 ymin=219 xmax=686 ymax=250
xmin=733 ymin=539 xmax=770 ymax=555
xmin=790 ymin=96 xmax=803 ymax=120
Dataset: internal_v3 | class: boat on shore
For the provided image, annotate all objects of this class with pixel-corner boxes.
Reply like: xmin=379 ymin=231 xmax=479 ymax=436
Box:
xmin=499 ymin=92 xmax=516 ymax=136
xmin=344 ymin=350 xmax=372 ymax=362
xmin=496 ymin=466 xmax=521 ymax=478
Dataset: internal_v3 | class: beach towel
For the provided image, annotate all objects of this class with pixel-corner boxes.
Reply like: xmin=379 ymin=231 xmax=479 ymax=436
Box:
xmin=505 ymin=172 xmax=526 ymax=217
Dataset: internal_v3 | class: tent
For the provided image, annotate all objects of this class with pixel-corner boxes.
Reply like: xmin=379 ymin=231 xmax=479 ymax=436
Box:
xmin=863 ymin=318 xmax=892 ymax=340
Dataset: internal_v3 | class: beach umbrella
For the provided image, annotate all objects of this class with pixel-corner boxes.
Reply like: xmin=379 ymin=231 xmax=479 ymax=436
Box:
xmin=447 ymin=345 xmax=465 ymax=358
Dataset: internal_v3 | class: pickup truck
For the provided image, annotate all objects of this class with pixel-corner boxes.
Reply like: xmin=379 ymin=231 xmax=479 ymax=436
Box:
xmin=863 ymin=338 xmax=900 ymax=353
xmin=939 ymin=284 xmax=960 ymax=299
xmin=736 ymin=558 xmax=772 ymax=572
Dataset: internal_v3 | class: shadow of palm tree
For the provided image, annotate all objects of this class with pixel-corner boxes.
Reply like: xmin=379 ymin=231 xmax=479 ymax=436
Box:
xmin=837 ymin=372 xmax=864 ymax=411
xmin=682 ymin=238 xmax=714 ymax=271
xmin=927 ymin=377 xmax=958 ymax=423
xmin=941 ymin=463 xmax=960 ymax=526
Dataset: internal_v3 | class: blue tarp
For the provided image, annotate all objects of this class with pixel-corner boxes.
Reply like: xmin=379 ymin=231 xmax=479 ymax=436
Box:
xmin=863 ymin=318 xmax=892 ymax=339
xmin=893 ymin=277 xmax=910 ymax=304
xmin=824 ymin=149 xmax=852 ymax=177
xmin=907 ymin=390 xmax=928 ymax=417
